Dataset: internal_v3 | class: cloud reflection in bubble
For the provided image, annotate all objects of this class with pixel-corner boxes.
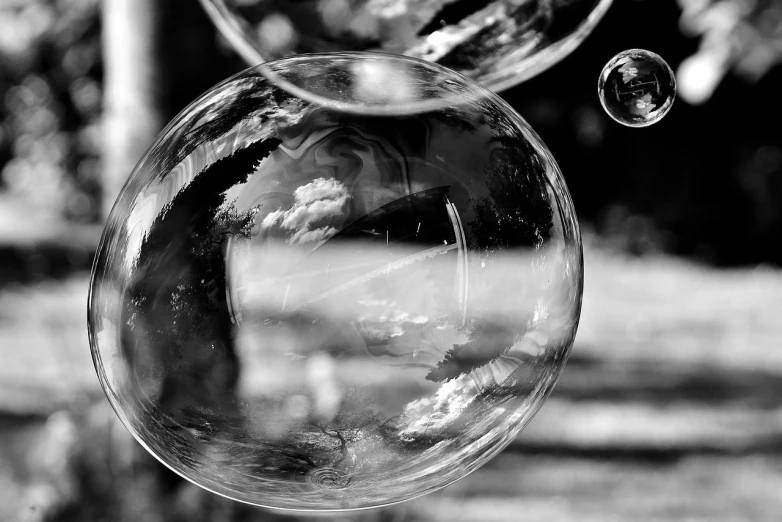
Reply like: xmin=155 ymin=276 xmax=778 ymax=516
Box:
xmin=89 ymin=53 xmax=583 ymax=511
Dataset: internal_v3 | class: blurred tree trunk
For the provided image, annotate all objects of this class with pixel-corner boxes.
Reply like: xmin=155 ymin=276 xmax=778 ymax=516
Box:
xmin=101 ymin=0 xmax=164 ymax=218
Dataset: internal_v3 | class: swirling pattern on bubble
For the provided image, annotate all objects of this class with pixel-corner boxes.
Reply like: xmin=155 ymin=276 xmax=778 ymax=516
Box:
xmin=89 ymin=53 xmax=583 ymax=511
xmin=306 ymin=468 xmax=353 ymax=490
xmin=200 ymin=0 xmax=614 ymax=91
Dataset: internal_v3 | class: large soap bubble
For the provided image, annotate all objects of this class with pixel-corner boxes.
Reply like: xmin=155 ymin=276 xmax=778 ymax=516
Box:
xmin=89 ymin=53 xmax=583 ymax=511
xmin=200 ymin=0 xmax=614 ymax=91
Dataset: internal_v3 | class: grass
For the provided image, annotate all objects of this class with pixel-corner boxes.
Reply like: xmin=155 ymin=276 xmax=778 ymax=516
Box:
xmin=1 ymin=240 xmax=781 ymax=521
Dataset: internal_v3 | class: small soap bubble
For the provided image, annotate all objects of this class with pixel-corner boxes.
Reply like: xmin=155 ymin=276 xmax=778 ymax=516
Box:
xmin=89 ymin=53 xmax=583 ymax=511
xmin=598 ymin=49 xmax=676 ymax=127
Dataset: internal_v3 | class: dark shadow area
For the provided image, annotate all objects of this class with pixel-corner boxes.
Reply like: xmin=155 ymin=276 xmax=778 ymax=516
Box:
xmin=557 ymin=354 xmax=782 ymax=409
xmin=509 ymin=438 xmax=782 ymax=463
xmin=0 ymin=244 xmax=94 ymax=286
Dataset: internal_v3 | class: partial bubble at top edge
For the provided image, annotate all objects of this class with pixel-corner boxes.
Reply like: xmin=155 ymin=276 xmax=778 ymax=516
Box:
xmin=256 ymin=52 xmax=496 ymax=116
xmin=201 ymin=0 xmax=615 ymax=93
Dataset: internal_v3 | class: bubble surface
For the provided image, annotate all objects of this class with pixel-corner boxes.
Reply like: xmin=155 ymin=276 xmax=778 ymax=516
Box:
xmin=200 ymin=0 xmax=614 ymax=92
xmin=598 ymin=49 xmax=676 ymax=127
xmin=89 ymin=53 xmax=583 ymax=511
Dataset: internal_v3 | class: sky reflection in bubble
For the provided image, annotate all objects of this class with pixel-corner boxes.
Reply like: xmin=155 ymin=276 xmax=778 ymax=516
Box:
xmin=89 ymin=53 xmax=583 ymax=511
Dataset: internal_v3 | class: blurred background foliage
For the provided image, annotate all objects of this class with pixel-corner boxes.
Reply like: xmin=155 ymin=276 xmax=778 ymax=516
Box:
xmin=0 ymin=0 xmax=102 ymax=222
xmin=1 ymin=0 xmax=780 ymax=265
xmin=510 ymin=0 xmax=782 ymax=266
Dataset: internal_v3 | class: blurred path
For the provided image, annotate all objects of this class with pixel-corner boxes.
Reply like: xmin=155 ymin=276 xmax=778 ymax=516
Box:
xmin=1 ymin=238 xmax=781 ymax=520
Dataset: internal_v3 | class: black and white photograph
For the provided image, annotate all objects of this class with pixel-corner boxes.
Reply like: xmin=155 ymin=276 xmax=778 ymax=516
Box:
xmin=0 ymin=0 xmax=780 ymax=520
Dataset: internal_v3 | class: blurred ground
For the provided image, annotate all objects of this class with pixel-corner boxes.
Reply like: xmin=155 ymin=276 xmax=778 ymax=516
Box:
xmin=1 ymin=208 xmax=781 ymax=521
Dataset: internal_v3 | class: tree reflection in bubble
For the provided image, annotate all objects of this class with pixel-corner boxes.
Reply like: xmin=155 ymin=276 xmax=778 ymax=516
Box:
xmin=89 ymin=53 xmax=583 ymax=511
